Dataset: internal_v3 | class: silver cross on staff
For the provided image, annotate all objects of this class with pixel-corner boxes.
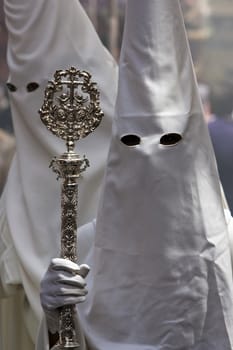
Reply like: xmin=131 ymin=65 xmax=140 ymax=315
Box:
xmin=39 ymin=67 xmax=104 ymax=349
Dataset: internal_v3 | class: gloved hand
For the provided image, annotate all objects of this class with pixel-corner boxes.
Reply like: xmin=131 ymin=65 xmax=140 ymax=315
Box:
xmin=40 ymin=258 xmax=90 ymax=334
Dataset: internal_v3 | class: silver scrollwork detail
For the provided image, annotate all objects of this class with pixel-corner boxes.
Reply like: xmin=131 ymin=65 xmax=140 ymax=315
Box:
xmin=39 ymin=66 xmax=103 ymax=150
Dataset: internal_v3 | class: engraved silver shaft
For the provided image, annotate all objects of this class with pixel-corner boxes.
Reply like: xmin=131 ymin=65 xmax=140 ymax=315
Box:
xmin=50 ymin=152 xmax=89 ymax=349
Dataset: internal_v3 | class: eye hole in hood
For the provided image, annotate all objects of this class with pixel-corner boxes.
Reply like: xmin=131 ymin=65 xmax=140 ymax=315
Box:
xmin=121 ymin=134 xmax=141 ymax=147
xmin=6 ymin=82 xmax=17 ymax=92
xmin=160 ymin=133 xmax=182 ymax=146
xmin=26 ymin=82 xmax=39 ymax=92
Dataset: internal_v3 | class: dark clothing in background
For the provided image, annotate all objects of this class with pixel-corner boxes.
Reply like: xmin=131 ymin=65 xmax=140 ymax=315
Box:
xmin=0 ymin=108 xmax=14 ymax=134
xmin=208 ymin=117 xmax=233 ymax=214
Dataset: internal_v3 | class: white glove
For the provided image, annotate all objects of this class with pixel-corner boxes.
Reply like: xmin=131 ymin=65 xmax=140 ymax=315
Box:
xmin=40 ymin=258 xmax=90 ymax=334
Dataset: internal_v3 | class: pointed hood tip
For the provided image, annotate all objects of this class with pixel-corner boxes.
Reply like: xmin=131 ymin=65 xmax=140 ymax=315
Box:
xmin=116 ymin=0 xmax=203 ymax=121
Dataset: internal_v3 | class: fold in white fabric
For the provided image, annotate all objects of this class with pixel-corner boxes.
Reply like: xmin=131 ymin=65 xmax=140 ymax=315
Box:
xmin=0 ymin=195 xmax=20 ymax=298
xmin=1 ymin=0 xmax=117 ymax=344
xmin=76 ymin=1 xmax=233 ymax=349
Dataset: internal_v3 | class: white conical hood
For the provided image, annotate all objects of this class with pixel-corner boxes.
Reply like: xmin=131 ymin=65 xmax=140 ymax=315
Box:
xmin=78 ymin=1 xmax=233 ymax=349
xmin=2 ymin=0 xmax=117 ymax=341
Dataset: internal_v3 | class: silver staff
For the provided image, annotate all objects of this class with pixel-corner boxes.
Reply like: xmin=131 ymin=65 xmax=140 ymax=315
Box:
xmin=39 ymin=67 xmax=104 ymax=349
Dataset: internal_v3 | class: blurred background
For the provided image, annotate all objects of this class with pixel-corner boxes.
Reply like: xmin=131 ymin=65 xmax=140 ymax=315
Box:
xmin=0 ymin=0 xmax=233 ymax=209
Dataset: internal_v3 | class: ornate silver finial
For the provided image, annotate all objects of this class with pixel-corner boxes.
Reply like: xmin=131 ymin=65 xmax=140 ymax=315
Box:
xmin=39 ymin=66 xmax=103 ymax=151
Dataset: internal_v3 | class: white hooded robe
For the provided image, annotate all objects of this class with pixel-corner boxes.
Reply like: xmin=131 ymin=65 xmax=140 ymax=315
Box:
xmin=0 ymin=0 xmax=117 ymax=348
xmin=76 ymin=1 xmax=233 ymax=349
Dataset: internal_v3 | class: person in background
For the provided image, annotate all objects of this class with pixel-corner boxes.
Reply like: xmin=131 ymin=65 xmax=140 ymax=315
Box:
xmin=199 ymin=83 xmax=233 ymax=214
xmin=0 ymin=0 xmax=118 ymax=349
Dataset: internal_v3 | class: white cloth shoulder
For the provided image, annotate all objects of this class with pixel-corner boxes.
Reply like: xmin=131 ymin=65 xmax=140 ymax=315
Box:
xmin=0 ymin=190 xmax=22 ymax=297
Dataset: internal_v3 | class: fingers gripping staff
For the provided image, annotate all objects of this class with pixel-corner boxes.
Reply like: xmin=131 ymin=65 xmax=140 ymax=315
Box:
xmin=39 ymin=67 xmax=103 ymax=349
xmin=41 ymin=259 xmax=90 ymax=310
xmin=40 ymin=259 xmax=90 ymax=334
